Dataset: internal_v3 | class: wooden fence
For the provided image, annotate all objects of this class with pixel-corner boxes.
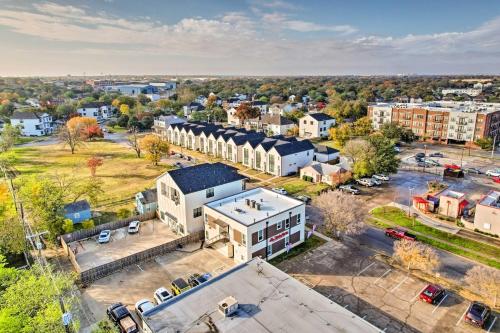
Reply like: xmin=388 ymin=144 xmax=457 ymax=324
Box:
xmin=79 ymin=230 xmax=204 ymax=285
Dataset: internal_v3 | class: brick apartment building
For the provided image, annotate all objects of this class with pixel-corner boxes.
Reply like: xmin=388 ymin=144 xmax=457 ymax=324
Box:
xmin=368 ymin=101 xmax=500 ymax=144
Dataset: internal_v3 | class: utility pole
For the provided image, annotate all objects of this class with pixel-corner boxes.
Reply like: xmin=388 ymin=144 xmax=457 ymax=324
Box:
xmin=460 ymin=147 xmax=464 ymax=168
xmin=408 ymin=187 xmax=414 ymax=217
xmin=59 ymin=297 xmax=72 ymax=333
xmin=492 ymin=134 xmax=497 ymax=158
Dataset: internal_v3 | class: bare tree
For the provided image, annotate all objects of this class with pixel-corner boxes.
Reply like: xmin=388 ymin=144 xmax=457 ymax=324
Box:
xmin=465 ymin=266 xmax=500 ymax=307
xmin=313 ymin=190 xmax=366 ymax=240
xmin=127 ymin=128 xmax=141 ymax=158
xmin=58 ymin=123 xmax=84 ymax=154
xmin=393 ymin=239 xmax=439 ymax=272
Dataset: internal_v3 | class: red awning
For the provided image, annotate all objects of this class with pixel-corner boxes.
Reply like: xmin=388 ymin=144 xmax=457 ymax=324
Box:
xmin=459 ymin=200 xmax=469 ymax=208
xmin=413 ymin=196 xmax=428 ymax=204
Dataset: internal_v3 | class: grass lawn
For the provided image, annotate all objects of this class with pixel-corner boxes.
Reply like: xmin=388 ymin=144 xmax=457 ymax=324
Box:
xmin=15 ymin=136 xmax=41 ymax=145
xmin=106 ymin=126 xmax=127 ymax=133
xmin=370 ymin=206 xmax=500 ymax=269
xmin=316 ymin=140 xmax=342 ymax=151
xmin=282 ymin=179 xmax=308 ymax=194
xmin=269 ymin=235 xmax=326 ymax=265
xmin=12 ymin=140 xmax=174 ymax=221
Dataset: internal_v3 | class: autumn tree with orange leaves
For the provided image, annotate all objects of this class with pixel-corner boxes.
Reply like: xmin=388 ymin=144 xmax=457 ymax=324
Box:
xmin=87 ymin=156 xmax=104 ymax=177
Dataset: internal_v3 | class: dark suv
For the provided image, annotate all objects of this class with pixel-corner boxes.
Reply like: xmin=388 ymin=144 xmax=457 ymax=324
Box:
xmin=464 ymin=301 xmax=491 ymax=328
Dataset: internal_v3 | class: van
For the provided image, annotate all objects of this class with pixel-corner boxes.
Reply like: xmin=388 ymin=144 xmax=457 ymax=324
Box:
xmin=171 ymin=278 xmax=191 ymax=296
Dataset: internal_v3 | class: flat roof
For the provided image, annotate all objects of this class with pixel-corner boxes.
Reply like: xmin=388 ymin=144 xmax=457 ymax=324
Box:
xmin=143 ymin=258 xmax=381 ymax=333
xmin=479 ymin=191 xmax=500 ymax=208
xmin=205 ymin=188 xmax=303 ymax=226
xmin=440 ymin=189 xmax=465 ymax=199
xmin=370 ymin=101 xmax=500 ymax=114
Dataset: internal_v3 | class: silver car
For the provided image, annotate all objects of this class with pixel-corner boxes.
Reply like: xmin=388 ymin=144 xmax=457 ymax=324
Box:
xmin=97 ymin=230 xmax=111 ymax=243
xmin=128 ymin=221 xmax=140 ymax=234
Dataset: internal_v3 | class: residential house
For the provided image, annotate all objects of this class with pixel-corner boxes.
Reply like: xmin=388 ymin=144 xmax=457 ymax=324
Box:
xmin=226 ymin=107 xmax=239 ymax=126
xmin=183 ymin=102 xmax=205 ymax=117
xmin=153 ymin=115 xmax=186 ymax=140
xmin=243 ymin=114 xmax=294 ymax=135
xmin=11 ymin=111 xmax=53 ymax=136
xmin=267 ymin=139 xmax=315 ymax=176
xmin=251 ymin=100 xmax=268 ymax=113
xmin=300 ymin=162 xmax=349 ymax=186
xmin=156 ymin=163 xmax=246 ymax=235
xmin=299 ymin=113 xmax=335 ymax=138
xmin=195 ymin=95 xmax=208 ymax=105
xmin=135 ymin=188 xmax=158 ymax=215
xmin=313 ymin=144 xmax=340 ymax=163
xmin=203 ymin=187 xmax=305 ymax=263
xmin=473 ymin=191 xmax=500 ymax=236
xmin=77 ymin=102 xmax=113 ymax=122
xmin=64 ymin=200 xmax=91 ymax=224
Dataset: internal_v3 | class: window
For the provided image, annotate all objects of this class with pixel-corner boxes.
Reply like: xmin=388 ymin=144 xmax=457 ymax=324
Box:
xmin=160 ymin=211 xmax=165 ymax=220
xmin=310 ymin=121 xmax=313 ymax=125
xmin=269 ymin=155 xmax=275 ymax=172
xmin=161 ymin=182 xmax=167 ymax=195
xmin=243 ymin=148 xmax=249 ymax=165
xmin=303 ymin=120 xmax=307 ymax=124
xmin=277 ymin=221 xmax=282 ymax=230
xmin=267 ymin=244 xmax=273 ymax=256
xmin=242 ymin=233 xmax=246 ymax=246
xmin=206 ymin=188 xmax=214 ymax=198
xmin=285 ymin=235 xmax=290 ymax=246
xmin=484 ymin=223 xmax=491 ymax=230
xmin=257 ymin=229 xmax=264 ymax=242
xmin=297 ymin=214 xmax=301 ymax=225
xmin=285 ymin=218 xmax=290 ymax=229
xmin=193 ymin=207 xmax=202 ymax=218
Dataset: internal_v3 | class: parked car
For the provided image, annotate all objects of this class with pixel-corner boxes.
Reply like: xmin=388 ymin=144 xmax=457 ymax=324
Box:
xmin=493 ymin=176 xmax=500 ymax=184
xmin=394 ymin=146 xmax=401 ymax=153
xmin=419 ymin=284 xmax=446 ymax=304
xmin=174 ymin=162 xmax=184 ymax=168
xmin=188 ymin=273 xmax=212 ymax=287
xmin=384 ymin=228 xmax=416 ymax=241
xmin=295 ymin=195 xmax=312 ymax=204
xmin=415 ymin=152 xmax=426 ymax=158
xmin=424 ymin=159 xmax=440 ymax=166
xmin=373 ymin=174 xmax=390 ymax=181
xmin=98 ymin=230 xmax=111 ymax=243
xmin=135 ymin=299 xmax=155 ymax=320
xmin=464 ymin=167 xmax=482 ymax=174
xmin=272 ymin=187 xmax=288 ymax=195
xmin=429 ymin=152 xmax=444 ymax=158
xmin=339 ymin=185 xmax=360 ymax=195
xmin=356 ymin=178 xmax=374 ymax=187
xmin=370 ymin=178 xmax=382 ymax=186
xmin=464 ymin=301 xmax=491 ymax=328
xmin=128 ymin=221 xmax=140 ymax=234
xmin=485 ymin=169 xmax=500 ymax=177
xmin=107 ymin=302 xmax=139 ymax=333
xmin=417 ymin=162 xmax=432 ymax=168
xmin=153 ymin=287 xmax=173 ymax=304
xmin=171 ymin=278 xmax=191 ymax=296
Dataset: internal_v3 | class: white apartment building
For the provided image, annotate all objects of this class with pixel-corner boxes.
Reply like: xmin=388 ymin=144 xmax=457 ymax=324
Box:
xmin=369 ymin=104 xmax=393 ymax=130
xmin=77 ymin=102 xmax=113 ymax=122
xmin=156 ymin=163 xmax=246 ymax=235
xmin=153 ymin=115 xmax=187 ymax=139
xmin=10 ymin=111 xmax=53 ymax=136
xmin=204 ymin=187 xmax=305 ymax=263
xmin=299 ymin=113 xmax=336 ymax=138
xmin=442 ymin=88 xmax=482 ymax=97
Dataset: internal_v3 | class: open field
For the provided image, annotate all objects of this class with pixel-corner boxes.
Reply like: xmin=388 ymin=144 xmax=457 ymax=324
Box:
xmin=12 ymin=140 xmax=173 ymax=219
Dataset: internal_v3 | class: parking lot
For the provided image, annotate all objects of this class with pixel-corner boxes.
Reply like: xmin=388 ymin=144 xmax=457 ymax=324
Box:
xmin=80 ymin=246 xmax=236 ymax=330
xmin=70 ymin=219 xmax=179 ymax=271
xmin=277 ymin=241 xmax=499 ymax=333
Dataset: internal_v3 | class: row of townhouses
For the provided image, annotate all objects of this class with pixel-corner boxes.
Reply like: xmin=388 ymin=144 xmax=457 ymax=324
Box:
xmin=154 ymin=118 xmax=337 ymax=177
xmin=156 ymin=162 xmax=306 ymax=263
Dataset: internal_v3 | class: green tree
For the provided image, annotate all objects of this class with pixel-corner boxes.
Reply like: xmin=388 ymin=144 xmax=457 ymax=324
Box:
xmin=137 ymin=94 xmax=150 ymax=106
xmin=117 ymin=114 xmax=129 ymax=128
xmin=62 ymin=219 xmax=74 ymax=234
xmin=329 ymin=123 xmax=352 ymax=147
xmin=82 ymin=219 xmax=95 ymax=229
xmin=55 ymin=104 xmax=76 ymax=119
xmin=352 ymin=116 xmax=373 ymax=136
xmin=92 ymin=319 xmax=119 ymax=333
xmin=368 ymin=134 xmax=400 ymax=174
xmin=0 ymin=124 xmax=21 ymax=153
xmin=0 ymin=184 xmax=24 ymax=256
xmin=475 ymin=137 xmax=493 ymax=150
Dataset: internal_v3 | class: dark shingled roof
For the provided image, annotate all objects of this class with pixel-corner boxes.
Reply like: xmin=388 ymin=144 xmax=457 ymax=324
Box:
xmin=167 ymin=163 xmax=246 ymax=194
xmin=272 ymin=140 xmax=315 ymax=157
xmin=307 ymin=113 xmax=334 ymax=121
xmin=64 ymin=200 xmax=90 ymax=214
xmin=11 ymin=111 xmax=43 ymax=120
xmin=246 ymin=136 xmax=267 ymax=148
xmin=78 ymin=102 xmax=106 ymax=109
xmin=230 ymin=132 xmax=265 ymax=145
xmin=313 ymin=144 xmax=339 ymax=154
xmin=138 ymin=188 xmax=158 ymax=205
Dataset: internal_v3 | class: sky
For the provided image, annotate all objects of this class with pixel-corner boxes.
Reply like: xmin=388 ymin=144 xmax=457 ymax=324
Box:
xmin=0 ymin=0 xmax=499 ymax=76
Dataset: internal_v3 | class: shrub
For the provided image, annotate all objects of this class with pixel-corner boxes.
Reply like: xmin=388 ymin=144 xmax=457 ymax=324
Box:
xmin=107 ymin=120 xmax=117 ymax=128
xmin=302 ymin=175 xmax=313 ymax=182
xmin=82 ymin=219 xmax=95 ymax=229
xmin=62 ymin=219 xmax=74 ymax=233
xmin=474 ymin=228 xmax=499 ymax=238
xmin=117 ymin=208 xmax=131 ymax=219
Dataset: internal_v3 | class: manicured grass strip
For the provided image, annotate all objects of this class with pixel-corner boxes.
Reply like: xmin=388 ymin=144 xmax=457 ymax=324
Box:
xmin=269 ymin=235 xmax=326 ymax=265
xmin=371 ymin=207 xmax=500 ymax=259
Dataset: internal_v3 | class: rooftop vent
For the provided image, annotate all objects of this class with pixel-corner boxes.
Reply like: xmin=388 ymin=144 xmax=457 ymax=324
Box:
xmin=218 ymin=296 xmax=238 ymax=317
xmin=245 ymin=198 xmax=251 ymax=206
xmin=255 ymin=203 xmax=261 ymax=210
xmin=251 ymin=200 xmax=256 ymax=208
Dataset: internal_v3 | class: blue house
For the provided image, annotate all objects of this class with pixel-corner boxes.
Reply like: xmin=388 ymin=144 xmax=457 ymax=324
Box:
xmin=135 ymin=188 xmax=158 ymax=215
xmin=64 ymin=200 xmax=91 ymax=224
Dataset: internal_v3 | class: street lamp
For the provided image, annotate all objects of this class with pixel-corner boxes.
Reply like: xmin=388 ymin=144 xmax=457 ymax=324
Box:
xmin=408 ymin=187 xmax=414 ymax=217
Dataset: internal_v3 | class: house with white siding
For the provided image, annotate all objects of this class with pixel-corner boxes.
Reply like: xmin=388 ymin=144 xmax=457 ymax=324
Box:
xmin=10 ymin=111 xmax=53 ymax=136
xmin=77 ymin=102 xmax=113 ymax=122
xmin=299 ymin=113 xmax=335 ymax=138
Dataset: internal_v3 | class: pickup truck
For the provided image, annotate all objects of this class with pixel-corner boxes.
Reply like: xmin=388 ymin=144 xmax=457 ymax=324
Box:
xmin=384 ymin=228 xmax=416 ymax=241
xmin=107 ymin=303 xmax=139 ymax=333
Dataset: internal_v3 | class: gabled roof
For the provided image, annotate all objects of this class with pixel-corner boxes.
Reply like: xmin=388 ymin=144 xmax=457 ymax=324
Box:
xmin=252 ymin=101 xmax=267 ymax=106
xmin=11 ymin=111 xmax=45 ymax=120
xmin=167 ymin=163 xmax=246 ymax=195
xmin=230 ymin=132 xmax=265 ymax=145
xmin=313 ymin=144 xmax=339 ymax=155
xmin=307 ymin=113 xmax=334 ymax=121
xmin=64 ymin=200 xmax=90 ymax=214
xmin=246 ymin=136 xmax=267 ymax=148
xmin=272 ymin=139 xmax=315 ymax=157
xmin=261 ymin=114 xmax=294 ymax=126
xmin=138 ymin=188 xmax=158 ymax=205
xmin=78 ymin=102 xmax=106 ymax=109
xmin=305 ymin=161 xmax=345 ymax=175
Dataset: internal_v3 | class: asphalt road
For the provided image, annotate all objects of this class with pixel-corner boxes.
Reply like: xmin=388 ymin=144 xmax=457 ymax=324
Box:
xmin=353 ymin=227 xmax=475 ymax=281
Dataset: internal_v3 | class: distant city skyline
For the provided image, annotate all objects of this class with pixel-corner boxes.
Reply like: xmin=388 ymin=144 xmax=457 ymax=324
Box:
xmin=1 ymin=0 xmax=499 ymax=76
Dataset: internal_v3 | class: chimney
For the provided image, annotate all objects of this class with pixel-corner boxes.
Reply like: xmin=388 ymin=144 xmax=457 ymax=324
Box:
xmin=251 ymin=200 xmax=256 ymax=208
xmin=245 ymin=198 xmax=251 ymax=206
xmin=256 ymin=203 xmax=261 ymax=210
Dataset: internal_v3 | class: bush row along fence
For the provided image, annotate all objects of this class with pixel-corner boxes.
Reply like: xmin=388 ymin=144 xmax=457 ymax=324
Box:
xmin=60 ymin=210 xmax=157 ymax=244
xmin=79 ymin=230 xmax=204 ymax=285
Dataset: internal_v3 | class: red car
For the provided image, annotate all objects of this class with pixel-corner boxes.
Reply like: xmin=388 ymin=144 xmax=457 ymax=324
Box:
xmin=419 ymin=284 xmax=446 ymax=304
xmin=384 ymin=228 xmax=416 ymax=241
xmin=493 ymin=176 xmax=500 ymax=183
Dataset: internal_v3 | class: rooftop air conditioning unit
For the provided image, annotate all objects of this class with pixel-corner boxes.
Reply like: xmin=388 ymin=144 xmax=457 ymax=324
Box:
xmin=255 ymin=203 xmax=261 ymax=210
xmin=218 ymin=296 xmax=238 ymax=317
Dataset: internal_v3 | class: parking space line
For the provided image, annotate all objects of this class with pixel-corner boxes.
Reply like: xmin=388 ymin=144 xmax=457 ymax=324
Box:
xmin=456 ymin=308 xmax=469 ymax=326
xmin=411 ymin=286 xmax=428 ymax=302
xmin=344 ymin=304 xmax=349 ymax=309
xmin=390 ymin=276 xmax=409 ymax=293
xmin=487 ymin=316 xmax=497 ymax=333
xmin=431 ymin=294 xmax=448 ymax=314
xmin=356 ymin=263 xmax=375 ymax=276
xmin=373 ymin=269 xmax=391 ymax=284
xmin=136 ymin=264 xmax=143 ymax=272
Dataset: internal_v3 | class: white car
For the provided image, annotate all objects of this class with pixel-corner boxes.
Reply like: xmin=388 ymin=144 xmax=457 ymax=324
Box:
xmin=128 ymin=221 xmax=140 ymax=234
xmin=154 ymin=287 xmax=173 ymax=304
xmin=272 ymin=187 xmax=288 ymax=195
xmin=370 ymin=178 xmax=382 ymax=186
xmin=135 ymin=299 xmax=155 ymax=320
xmin=356 ymin=178 xmax=374 ymax=187
xmin=97 ymin=230 xmax=111 ymax=243
xmin=373 ymin=174 xmax=390 ymax=181
xmin=485 ymin=169 xmax=500 ymax=177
